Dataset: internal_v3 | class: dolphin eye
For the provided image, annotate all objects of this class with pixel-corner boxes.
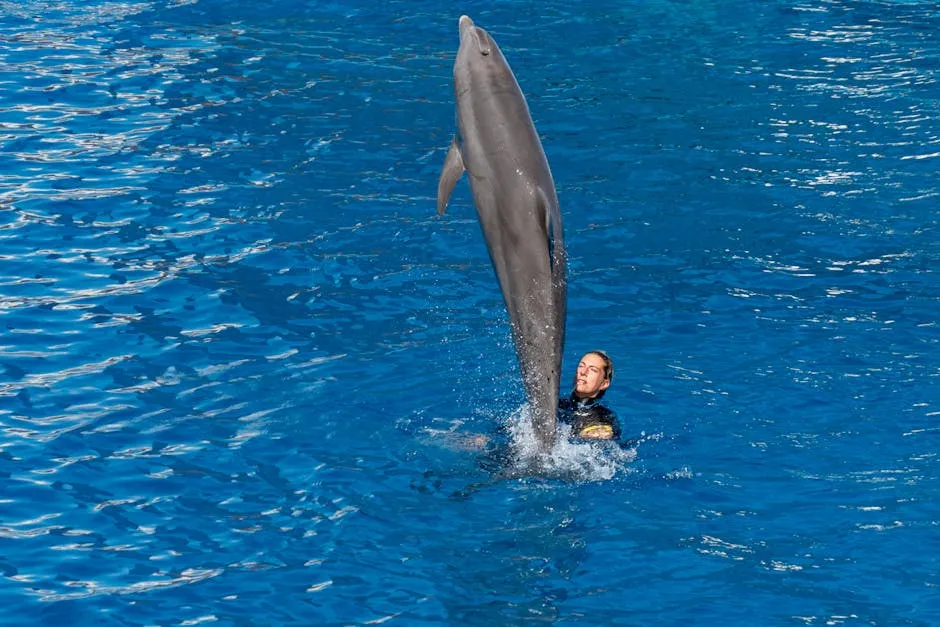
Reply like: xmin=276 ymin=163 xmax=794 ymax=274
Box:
xmin=471 ymin=27 xmax=492 ymax=56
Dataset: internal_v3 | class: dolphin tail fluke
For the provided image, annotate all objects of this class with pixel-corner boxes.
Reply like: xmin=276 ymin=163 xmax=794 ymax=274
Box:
xmin=437 ymin=137 xmax=465 ymax=215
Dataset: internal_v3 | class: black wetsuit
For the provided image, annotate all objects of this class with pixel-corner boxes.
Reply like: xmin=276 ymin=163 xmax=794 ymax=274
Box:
xmin=558 ymin=392 xmax=621 ymax=441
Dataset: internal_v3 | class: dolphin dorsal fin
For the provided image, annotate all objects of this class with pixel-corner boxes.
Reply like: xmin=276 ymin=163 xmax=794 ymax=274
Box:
xmin=537 ymin=186 xmax=564 ymax=274
xmin=536 ymin=186 xmax=554 ymax=264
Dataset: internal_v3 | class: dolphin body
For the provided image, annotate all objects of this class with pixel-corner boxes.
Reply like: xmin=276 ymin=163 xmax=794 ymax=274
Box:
xmin=437 ymin=15 xmax=567 ymax=451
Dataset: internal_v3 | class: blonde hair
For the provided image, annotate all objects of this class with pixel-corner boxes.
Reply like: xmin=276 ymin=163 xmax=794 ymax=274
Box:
xmin=587 ymin=350 xmax=613 ymax=381
xmin=586 ymin=350 xmax=613 ymax=398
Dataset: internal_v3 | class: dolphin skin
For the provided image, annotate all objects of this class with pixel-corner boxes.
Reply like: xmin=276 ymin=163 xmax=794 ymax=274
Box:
xmin=437 ymin=15 xmax=567 ymax=451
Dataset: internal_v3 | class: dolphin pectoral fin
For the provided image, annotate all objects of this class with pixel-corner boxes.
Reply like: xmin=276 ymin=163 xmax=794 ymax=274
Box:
xmin=437 ymin=137 xmax=465 ymax=215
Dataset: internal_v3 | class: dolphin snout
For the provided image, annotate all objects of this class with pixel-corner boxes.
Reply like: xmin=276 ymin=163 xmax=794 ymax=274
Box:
xmin=458 ymin=15 xmax=474 ymax=44
xmin=458 ymin=15 xmax=491 ymax=56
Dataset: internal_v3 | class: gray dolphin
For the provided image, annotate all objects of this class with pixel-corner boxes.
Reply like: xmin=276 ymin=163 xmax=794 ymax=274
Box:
xmin=437 ymin=15 xmax=567 ymax=451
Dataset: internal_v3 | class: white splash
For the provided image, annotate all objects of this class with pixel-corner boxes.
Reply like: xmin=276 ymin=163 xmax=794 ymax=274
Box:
xmin=502 ymin=405 xmax=636 ymax=482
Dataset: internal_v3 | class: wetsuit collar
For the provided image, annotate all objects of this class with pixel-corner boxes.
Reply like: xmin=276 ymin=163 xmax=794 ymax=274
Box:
xmin=569 ymin=391 xmax=599 ymax=409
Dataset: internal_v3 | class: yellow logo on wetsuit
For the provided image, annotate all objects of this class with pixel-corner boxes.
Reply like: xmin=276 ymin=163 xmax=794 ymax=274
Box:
xmin=578 ymin=424 xmax=614 ymax=440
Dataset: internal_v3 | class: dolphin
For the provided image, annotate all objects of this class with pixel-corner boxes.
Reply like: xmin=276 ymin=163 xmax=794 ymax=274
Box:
xmin=437 ymin=15 xmax=567 ymax=451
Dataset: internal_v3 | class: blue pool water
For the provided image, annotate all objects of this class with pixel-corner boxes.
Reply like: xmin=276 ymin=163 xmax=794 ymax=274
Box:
xmin=2 ymin=0 xmax=938 ymax=624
